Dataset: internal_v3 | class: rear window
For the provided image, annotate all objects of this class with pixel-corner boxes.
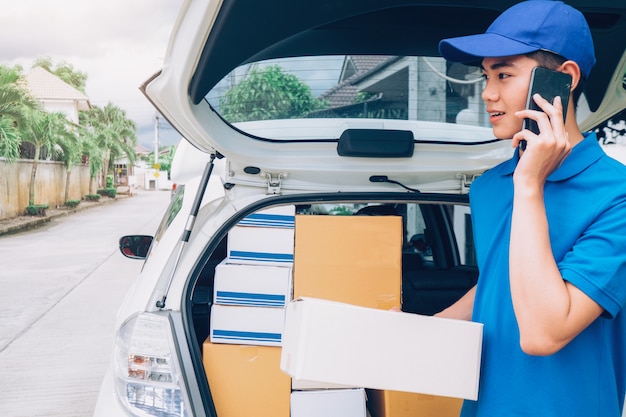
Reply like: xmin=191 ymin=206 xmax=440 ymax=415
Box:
xmin=205 ymin=55 xmax=488 ymax=137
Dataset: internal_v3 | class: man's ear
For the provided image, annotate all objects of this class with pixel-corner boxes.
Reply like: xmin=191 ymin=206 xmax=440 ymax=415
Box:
xmin=558 ymin=60 xmax=582 ymax=91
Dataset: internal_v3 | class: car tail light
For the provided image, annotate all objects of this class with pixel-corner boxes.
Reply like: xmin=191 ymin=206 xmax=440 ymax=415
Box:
xmin=114 ymin=312 xmax=190 ymax=417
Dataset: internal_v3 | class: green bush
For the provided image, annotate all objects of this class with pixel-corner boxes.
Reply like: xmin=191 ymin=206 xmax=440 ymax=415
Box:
xmin=85 ymin=194 xmax=101 ymax=202
xmin=64 ymin=199 xmax=81 ymax=208
xmin=105 ymin=175 xmax=114 ymax=188
xmin=25 ymin=204 xmax=49 ymax=216
xmin=97 ymin=188 xmax=117 ymax=198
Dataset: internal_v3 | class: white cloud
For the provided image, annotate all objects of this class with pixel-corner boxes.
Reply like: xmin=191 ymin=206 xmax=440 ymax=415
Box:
xmin=0 ymin=0 xmax=183 ymax=146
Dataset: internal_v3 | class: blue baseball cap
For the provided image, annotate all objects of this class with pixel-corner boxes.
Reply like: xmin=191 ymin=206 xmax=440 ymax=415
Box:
xmin=438 ymin=0 xmax=596 ymax=78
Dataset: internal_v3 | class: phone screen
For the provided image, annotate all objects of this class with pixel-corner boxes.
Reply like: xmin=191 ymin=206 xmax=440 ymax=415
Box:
xmin=521 ymin=67 xmax=572 ymax=149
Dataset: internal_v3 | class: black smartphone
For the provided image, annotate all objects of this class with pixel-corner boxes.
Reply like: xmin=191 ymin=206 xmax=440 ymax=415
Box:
xmin=520 ymin=67 xmax=572 ymax=150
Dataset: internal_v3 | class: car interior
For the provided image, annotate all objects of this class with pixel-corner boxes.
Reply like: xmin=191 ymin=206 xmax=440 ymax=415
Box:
xmin=187 ymin=199 xmax=477 ymax=356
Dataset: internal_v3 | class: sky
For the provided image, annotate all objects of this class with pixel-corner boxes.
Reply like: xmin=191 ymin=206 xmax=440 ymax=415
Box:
xmin=1 ymin=0 xmax=184 ymax=149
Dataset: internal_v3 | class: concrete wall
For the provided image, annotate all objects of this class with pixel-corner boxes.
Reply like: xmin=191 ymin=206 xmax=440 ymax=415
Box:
xmin=0 ymin=159 xmax=91 ymax=220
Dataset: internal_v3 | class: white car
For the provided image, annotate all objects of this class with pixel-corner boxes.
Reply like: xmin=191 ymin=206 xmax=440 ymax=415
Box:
xmin=94 ymin=0 xmax=626 ymax=416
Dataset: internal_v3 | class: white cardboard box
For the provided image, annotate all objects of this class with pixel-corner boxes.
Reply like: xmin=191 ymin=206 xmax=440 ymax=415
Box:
xmin=290 ymin=388 xmax=367 ymax=417
xmin=214 ymin=261 xmax=293 ymax=308
xmin=227 ymin=226 xmax=295 ymax=266
xmin=280 ymin=297 xmax=483 ymax=400
xmin=238 ymin=205 xmax=296 ymax=228
xmin=210 ymin=304 xmax=285 ymax=346
xmin=292 ymin=378 xmax=356 ymax=391
xmin=227 ymin=206 xmax=295 ymax=265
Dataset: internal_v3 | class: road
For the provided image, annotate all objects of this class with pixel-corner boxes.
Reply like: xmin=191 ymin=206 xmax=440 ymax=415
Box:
xmin=0 ymin=189 xmax=171 ymax=417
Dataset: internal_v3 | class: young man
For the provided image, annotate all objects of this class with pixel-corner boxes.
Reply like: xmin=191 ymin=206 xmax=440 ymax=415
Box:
xmin=437 ymin=1 xmax=626 ymax=415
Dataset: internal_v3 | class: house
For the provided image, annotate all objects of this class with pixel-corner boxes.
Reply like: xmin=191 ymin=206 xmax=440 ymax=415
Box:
xmin=113 ymin=143 xmax=175 ymax=191
xmin=24 ymin=66 xmax=91 ymax=125
xmin=0 ymin=68 xmax=93 ymax=216
xmin=314 ymin=55 xmax=488 ymax=127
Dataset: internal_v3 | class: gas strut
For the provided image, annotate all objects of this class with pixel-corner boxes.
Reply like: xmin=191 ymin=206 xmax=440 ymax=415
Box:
xmin=156 ymin=153 xmax=216 ymax=309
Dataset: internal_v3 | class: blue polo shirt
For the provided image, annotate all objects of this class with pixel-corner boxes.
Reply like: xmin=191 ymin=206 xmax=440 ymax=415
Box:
xmin=463 ymin=133 xmax=626 ymax=417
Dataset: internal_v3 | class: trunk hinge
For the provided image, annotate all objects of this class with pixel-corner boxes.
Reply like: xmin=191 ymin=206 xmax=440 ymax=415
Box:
xmin=457 ymin=173 xmax=479 ymax=191
xmin=265 ymin=172 xmax=287 ymax=194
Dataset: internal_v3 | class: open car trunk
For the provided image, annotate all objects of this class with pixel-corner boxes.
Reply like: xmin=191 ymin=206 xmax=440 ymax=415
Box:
xmin=184 ymin=193 xmax=479 ymax=417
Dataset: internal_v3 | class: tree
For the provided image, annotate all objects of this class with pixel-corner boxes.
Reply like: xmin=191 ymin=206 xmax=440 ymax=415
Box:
xmin=80 ymin=131 xmax=104 ymax=195
xmin=148 ymin=145 xmax=175 ymax=178
xmin=0 ymin=65 xmax=38 ymax=162
xmin=80 ymin=103 xmax=137 ymax=191
xmin=55 ymin=126 xmax=83 ymax=202
xmin=220 ymin=64 xmax=326 ymax=122
xmin=32 ymin=57 xmax=88 ymax=93
xmin=21 ymin=108 xmax=69 ymax=206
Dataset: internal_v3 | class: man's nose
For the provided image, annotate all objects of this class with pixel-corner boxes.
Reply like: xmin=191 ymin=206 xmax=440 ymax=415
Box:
xmin=481 ymin=82 xmax=498 ymax=103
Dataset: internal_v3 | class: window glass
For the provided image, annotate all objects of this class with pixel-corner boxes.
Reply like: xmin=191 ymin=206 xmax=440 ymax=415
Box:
xmin=154 ymin=185 xmax=185 ymax=242
xmin=205 ymin=55 xmax=488 ymax=138
xmin=450 ymin=205 xmax=477 ymax=267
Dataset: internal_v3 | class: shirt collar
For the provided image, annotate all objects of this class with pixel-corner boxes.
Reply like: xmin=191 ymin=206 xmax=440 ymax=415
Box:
xmin=500 ymin=132 xmax=603 ymax=181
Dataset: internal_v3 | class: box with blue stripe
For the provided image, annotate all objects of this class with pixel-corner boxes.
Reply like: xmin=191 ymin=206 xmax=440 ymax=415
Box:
xmin=227 ymin=226 xmax=295 ymax=265
xmin=238 ymin=205 xmax=295 ymax=229
xmin=214 ymin=261 xmax=293 ymax=308
xmin=227 ymin=207 xmax=295 ymax=266
xmin=210 ymin=304 xmax=286 ymax=347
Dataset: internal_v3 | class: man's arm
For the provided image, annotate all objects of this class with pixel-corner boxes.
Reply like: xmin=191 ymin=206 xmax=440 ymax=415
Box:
xmin=510 ymin=95 xmax=603 ymax=356
xmin=435 ymin=285 xmax=475 ymax=320
xmin=509 ymin=180 xmax=603 ymax=355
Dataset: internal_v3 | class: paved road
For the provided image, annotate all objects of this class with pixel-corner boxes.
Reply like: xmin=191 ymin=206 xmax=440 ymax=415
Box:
xmin=0 ymin=189 xmax=171 ymax=417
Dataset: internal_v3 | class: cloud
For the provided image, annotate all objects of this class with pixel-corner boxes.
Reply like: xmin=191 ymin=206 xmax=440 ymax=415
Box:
xmin=0 ymin=0 xmax=183 ymax=147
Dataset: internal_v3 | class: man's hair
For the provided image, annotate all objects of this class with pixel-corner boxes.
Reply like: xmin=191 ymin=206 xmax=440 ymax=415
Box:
xmin=525 ymin=50 xmax=585 ymax=108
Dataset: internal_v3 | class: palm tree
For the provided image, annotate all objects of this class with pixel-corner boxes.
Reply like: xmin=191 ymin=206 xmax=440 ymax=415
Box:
xmin=80 ymin=103 xmax=137 ymax=191
xmin=21 ymin=108 xmax=69 ymax=206
xmin=78 ymin=124 xmax=104 ymax=194
xmin=0 ymin=65 xmax=38 ymax=162
xmin=55 ymin=124 xmax=83 ymax=202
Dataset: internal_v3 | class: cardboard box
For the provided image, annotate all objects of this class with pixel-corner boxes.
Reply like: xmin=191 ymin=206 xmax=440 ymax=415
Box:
xmin=227 ymin=226 xmax=294 ymax=266
xmin=292 ymin=378 xmax=356 ymax=391
xmin=202 ymin=340 xmax=290 ymax=417
xmin=367 ymin=389 xmax=463 ymax=417
xmin=214 ymin=261 xmax=293 ymax=308
xmin=291 ymin=388 xmax=367 ymax=417
xmin=210 ymin=304 xmax=285 ymax=346
xmin=280 ymin=297 xmax=483 ymax=400
xmin=237 ymin=205 xmax=296 ymax=228
xmin=226 ymin=205 xmax=295 ymax=265
xmin=293 ymin=215 xmax=402 ymax=310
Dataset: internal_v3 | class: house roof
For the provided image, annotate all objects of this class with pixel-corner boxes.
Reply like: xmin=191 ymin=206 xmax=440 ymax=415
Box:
xmin=135 ymin=144 xmax=152 ymax=155
xmin=319 ymin=55 xmax=397 ymax=108
xmin=24 ymin=66 xmax=91 ymax=111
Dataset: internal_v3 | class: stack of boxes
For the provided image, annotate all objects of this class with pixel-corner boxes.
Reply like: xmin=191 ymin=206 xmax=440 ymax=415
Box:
xmin=204 ymin=206 xmax=295 ymax=417
xmin=203 ymin=207 xmax=470 ymax=417
xmin=210 ymin=205 xmax=296 ymax=346
xmin=286 ymin=215 xmax=477 ymax=417
xmin=287 ymin=214 xmax=404 ymax=416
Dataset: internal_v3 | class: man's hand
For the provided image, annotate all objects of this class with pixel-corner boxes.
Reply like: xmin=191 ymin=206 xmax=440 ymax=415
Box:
xmin=513 ymin=94 xmax=571 ymax=186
